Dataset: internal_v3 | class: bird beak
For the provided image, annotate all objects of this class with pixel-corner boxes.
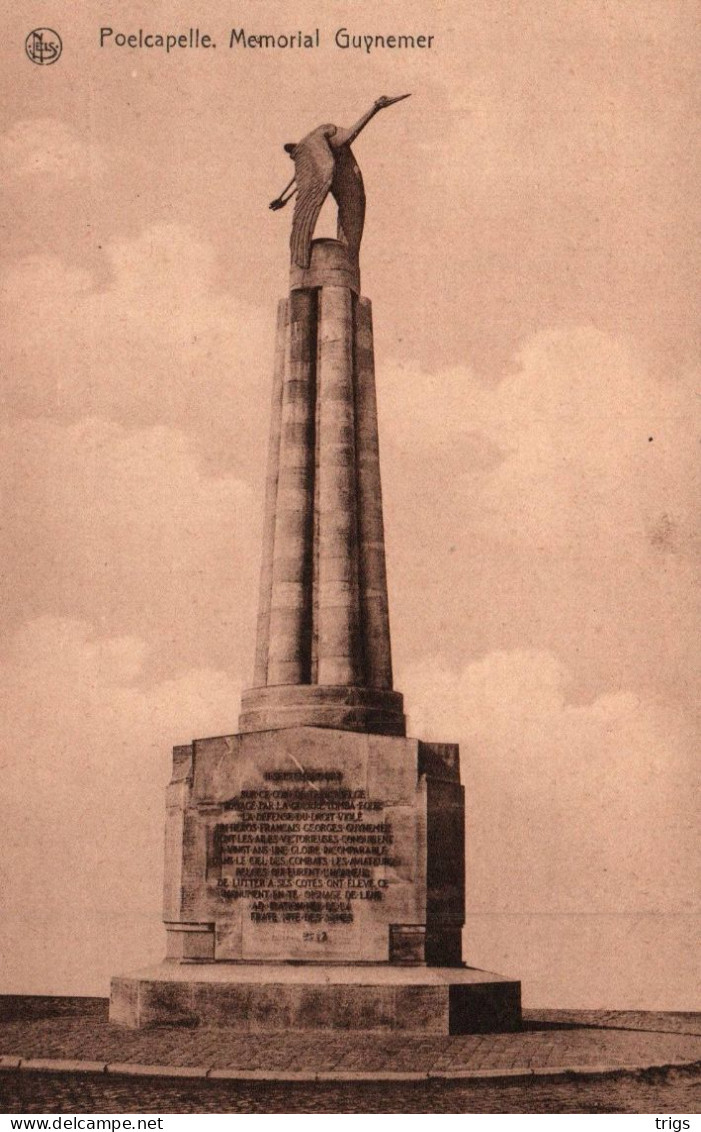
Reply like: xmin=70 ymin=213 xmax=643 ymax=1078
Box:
xmin=385 ymin=94 xmax=411 ymax=105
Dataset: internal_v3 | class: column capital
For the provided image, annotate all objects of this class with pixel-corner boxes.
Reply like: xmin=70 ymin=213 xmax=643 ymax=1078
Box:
xmin=290 ymin=238 xmax=360 ymax=295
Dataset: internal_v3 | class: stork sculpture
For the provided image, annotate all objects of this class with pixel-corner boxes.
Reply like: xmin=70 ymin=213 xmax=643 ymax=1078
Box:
xmin=269 ymin=94 xmax=411 ymax=269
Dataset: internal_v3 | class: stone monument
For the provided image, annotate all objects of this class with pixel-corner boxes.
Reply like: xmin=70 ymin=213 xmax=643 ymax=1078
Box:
xmin=110 ymin=97 xmax=522 ymax=1034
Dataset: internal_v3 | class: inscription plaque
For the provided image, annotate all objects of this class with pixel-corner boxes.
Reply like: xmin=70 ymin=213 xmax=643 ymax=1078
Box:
xmin=208 ymin=770 xmax=397 ymax=926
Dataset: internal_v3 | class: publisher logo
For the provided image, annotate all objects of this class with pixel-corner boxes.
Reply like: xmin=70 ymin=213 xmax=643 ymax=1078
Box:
xmin=25 ymin=28 xmax=63 ymax=65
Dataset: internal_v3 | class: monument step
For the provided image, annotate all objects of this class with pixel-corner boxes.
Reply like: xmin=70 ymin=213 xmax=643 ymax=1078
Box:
xmin=110 ymin=962 xmax=521 ymax=1035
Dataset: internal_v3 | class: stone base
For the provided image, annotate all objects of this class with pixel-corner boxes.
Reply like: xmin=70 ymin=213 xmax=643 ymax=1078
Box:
xmin=110 ymin=963 xmax=521 ymax=1035
xmin=238 ymin=684 xmax=406 ymax=736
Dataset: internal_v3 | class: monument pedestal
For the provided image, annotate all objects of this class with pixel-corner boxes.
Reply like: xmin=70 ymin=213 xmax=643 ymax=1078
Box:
xmin=162 ymin=726 xmax=466 ymax=967
xmin=110 ymin=724 xmax=521 ymax=1033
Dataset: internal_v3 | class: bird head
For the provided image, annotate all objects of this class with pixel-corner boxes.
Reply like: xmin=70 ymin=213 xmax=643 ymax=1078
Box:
xmin=374 ymin=94 xmax=411 ymax=110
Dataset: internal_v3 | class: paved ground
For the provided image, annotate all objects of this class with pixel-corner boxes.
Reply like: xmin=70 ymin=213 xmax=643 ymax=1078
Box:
xmin=0 ymin=1001 xmax=699 ymax=1081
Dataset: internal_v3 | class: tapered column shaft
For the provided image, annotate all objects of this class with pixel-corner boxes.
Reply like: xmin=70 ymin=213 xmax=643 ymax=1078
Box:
xmin=355 ymin=298 xmax=393 ymax=689
xmin=253 ymin=299 xmax=288 ymax=686
xmin=239 ymin=239 xmax=406 ymax=737
xmin=266 ymin=289 xmax=316 ymax=685
xmin=315 ymin=286 xmax=363 ymax=686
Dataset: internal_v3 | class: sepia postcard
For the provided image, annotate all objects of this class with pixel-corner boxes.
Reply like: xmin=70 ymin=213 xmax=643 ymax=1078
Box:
xmin=1 ymin=0 xmax=698 ymax=1116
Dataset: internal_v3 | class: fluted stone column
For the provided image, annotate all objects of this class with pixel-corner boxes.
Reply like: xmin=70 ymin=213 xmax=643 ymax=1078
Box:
xmin=253 ymin=298 xmax=287 ymax=687
xmin=265 ymin=289 xmax=316 ymax=685
xmin=239 ymin=238 xmax=404 ymax=737
xmin=355 ymin=298 xmax=393 ymax=691
xmin=315 ymin=285 xmax=362 ymax=686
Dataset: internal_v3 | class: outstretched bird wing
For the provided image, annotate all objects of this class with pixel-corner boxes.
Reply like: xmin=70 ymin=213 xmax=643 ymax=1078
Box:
xmin=332 ymin=145 xmax=365 ymax=264
xmin=290 ymin=128 xmax=335 ymax=269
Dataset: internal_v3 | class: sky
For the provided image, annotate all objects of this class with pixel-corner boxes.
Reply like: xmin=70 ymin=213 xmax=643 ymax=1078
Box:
xmin=0 ymin=0 xmax=698 ymax=1008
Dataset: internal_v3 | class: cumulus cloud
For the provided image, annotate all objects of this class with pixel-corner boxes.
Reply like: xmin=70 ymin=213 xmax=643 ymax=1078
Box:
xmin=399 ymin=643 xmax=699 ymax=1006
xmin=0 ymin=417 xmax=260 ymax=677
xmin=383 ymin=327 xmax=697 ymax=537
xmin=0 ymin=615 xmax=241 ymax=993
xmin=0 ymin=226 xmax=273 ymax=475
xmin=476 ymin=330 xmax=697 ymax=549
xmin=379 ymin=327 xmax=698 ymax=701
xmin=0 ymin=119 xmax=104 ymax=180
xmin=402 ymin=648 xmax=698 ymax=917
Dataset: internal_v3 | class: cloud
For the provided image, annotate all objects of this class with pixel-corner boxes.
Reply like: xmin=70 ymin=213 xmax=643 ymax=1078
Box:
xmin=383 ymin=327 xmax=697 ymax=537
xmin=0 ymin=119 xmax=104 ymax=180
xmin=401 ymin=648 xmax=698 ymax=917
xmin=0 ymin=417 xmax=260 ymax=676
xmin=463 ymin=329 xmax=698 ymax=574
xmin=378 ymin=10 xmax=698 ymax=379
xmin=379 ymin=327 xmax=698 ymax=701
xmin=0 ymin=614 xmax=241 ymax=993
xmin=0 ymin=226 xmax=273 ymax=476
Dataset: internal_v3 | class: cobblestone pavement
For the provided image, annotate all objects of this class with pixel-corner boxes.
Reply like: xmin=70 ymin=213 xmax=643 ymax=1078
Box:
xmin=531 ymin=1010 xmax=701 ymax=1036
xmin=1 ymin=1007 xmax=699 ymax=1079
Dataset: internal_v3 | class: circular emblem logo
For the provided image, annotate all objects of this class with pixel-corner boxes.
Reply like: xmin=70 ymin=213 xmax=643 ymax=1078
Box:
xmin=25 ymin=28 xmax=62 ymax=65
